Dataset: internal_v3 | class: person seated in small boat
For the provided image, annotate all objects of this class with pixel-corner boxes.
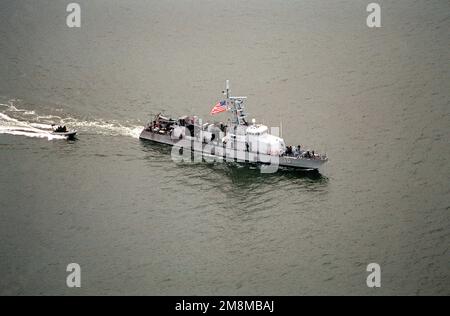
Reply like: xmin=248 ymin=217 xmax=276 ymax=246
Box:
xmin=55 ymin=125 xmax=67 ymax=133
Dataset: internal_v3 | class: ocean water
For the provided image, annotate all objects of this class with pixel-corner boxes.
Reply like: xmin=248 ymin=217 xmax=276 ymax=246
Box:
xmin=0 ymin=0 xmax=449 ymax=295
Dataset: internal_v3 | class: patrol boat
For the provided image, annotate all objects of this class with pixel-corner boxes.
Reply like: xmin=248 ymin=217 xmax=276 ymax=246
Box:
xmin=139 ymin=81 xmax=328 ymax=172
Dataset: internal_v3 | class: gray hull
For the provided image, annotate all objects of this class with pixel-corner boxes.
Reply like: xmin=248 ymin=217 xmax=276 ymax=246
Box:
xmin=139 ymin=130 xmax=327 ymax=171
xmin=52 ymin=131 xmax=77 ymax=139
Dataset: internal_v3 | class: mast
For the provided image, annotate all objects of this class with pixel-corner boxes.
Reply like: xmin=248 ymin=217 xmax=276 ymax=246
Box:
xmin=224 ymin=80 xmax=248 ymax=126
xmin=226 ymin=80 xmax=230 ymax=99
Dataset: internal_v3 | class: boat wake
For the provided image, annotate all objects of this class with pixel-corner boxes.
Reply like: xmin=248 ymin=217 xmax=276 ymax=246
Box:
xmin=0 ymin=112 xmax=67 ymax=140
xmin=0 ymin=101 xmax=142 ymax=140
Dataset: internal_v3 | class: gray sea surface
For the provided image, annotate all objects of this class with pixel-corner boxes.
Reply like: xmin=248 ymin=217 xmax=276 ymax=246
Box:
xmin=0 ymin=0 xmax=449 ymax=295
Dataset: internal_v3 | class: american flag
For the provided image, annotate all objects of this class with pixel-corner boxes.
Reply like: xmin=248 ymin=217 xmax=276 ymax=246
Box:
xmin=210 ymin=100 xmax=227 ymax=115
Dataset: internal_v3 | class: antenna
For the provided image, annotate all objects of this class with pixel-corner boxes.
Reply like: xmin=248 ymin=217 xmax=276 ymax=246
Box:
xmin=280 ymin=120 xmax=283 ymax=138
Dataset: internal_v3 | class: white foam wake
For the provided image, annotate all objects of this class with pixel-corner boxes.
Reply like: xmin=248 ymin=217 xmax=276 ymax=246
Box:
xmin=0 ymin=112 xmax=66 ymax=140
xmin=60 ymin=118 xmax=142 ymax=138
xmin=0 ymin=101 xmax=142 ymax=140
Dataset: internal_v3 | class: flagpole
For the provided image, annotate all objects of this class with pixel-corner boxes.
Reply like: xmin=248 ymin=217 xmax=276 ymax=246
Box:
xmin=279 ymin=110 xmax=283 ymax=138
